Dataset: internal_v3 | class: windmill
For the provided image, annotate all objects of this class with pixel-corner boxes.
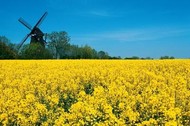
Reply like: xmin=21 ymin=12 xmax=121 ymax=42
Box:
xmin=18 ymin=12 xmax=48 ymax=49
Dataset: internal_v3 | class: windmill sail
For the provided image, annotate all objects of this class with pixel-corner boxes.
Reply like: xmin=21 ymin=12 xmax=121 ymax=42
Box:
xmin=18 ymin=18 xmax=32 ymax=30
xmin=18 ymin=12 xmax=48 ymax=49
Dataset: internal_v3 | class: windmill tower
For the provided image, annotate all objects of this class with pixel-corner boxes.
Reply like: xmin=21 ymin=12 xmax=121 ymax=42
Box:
xmin=18 ymin=12 xmax=48 ymax=49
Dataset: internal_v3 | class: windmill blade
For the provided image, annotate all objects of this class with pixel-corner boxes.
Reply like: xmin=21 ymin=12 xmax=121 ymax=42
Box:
xmin=18 ymin=18 xmax=32 ymax=30
xmin=18 ymin=34 xmax=30 ymax=49
xmin=34 ymin=12 xmax=48 ymax=28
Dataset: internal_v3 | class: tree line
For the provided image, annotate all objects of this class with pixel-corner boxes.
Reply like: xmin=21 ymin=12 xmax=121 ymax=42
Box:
xmin=0 ymin=31 xmax=110 ymax=59
xmin=0 ymin=31 xmax=176 ymax=60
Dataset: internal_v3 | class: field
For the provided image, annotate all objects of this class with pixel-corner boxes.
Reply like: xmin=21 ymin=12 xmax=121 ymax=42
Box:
xmin=0 ymin=60 xmax=190 ymax=125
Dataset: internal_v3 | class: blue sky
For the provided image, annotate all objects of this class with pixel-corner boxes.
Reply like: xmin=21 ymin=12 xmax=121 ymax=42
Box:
xmin=0 ymin=0 xmax=190 ymax=58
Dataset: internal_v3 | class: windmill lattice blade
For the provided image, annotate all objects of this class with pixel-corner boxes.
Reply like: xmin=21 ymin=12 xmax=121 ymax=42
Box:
xmin=35 ymin=12 xmax=48 ymax=28
xmin=18 ymin=34 xmax=30 ymax=49
xmin=18 ymin=18 xmax=33 ymax=30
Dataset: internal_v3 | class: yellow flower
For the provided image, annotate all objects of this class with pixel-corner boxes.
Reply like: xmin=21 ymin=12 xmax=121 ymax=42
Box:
xmin=165 ymin=120 xmax=177 ymax=126
xmin=0 ymin=60 xmax=190 ymax=125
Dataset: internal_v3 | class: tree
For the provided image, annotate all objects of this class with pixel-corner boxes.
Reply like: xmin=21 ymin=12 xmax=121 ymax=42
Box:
xmin=19 ymin=43 xmax=52 ymax=59
xmin=61 ymin=44 xmax=81 ymax=59
xmin=109 ymin=56 xmax=121 ymax=59
xmin=0 ymin=42 xmax=17 ymax=59
xmin=98 ymin=51 xmax=109 ymax=59
xmin=47 ymin=31 xmax=70 ymax=59
xmin=0 ymin=36 xmax=17 ymax=51
xmin=80 ymin=45 xmax=98 ymax=59
xmin=170 ymin=56 xmax=175 ymax=59
xmin=125 ymin=56 xmax=139 ymax=60
xmin=69 ymin=44 xmax=82 ymax=59
xmin=144 ymin=57 xmax=153 ymax=60
xmin=0 ymin=36 xmax=10 ymax=45
xmin=160 ymin=56 xmax=175 ymax=60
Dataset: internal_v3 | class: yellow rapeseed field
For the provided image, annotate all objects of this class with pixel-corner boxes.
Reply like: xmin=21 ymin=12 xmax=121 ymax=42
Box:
xmin=0 ymin=60 xmax=190 ymax=125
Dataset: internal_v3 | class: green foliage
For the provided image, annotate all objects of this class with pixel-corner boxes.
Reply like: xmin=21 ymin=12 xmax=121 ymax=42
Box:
xmin=98 ymin=51 xmax=109 ymax=59
xmin=58 ymin=94 xmax=77 ymax=112
xmin=58 ymin=44 xmax=110 ymax=59
xmin=0 ymin=34 xmax=111 ymax=59
xmin=61 ymin=44 xmax=81 ymax=59
xmin=19 ymin=43 xmax=52 ymax=59
xmin=141 ymin=57 xmax=153 ymax=60
xmin=0 ymin=41 xmax=17 ymax=59
xmin=84 ymin=83 xmax=94 ymax=95
xmin=125 ymin=56 xmax=154 ymax=60
xmin=0 ymin=36 xmax=10 ymax=45
xmin=47 ymin=31 xmax=70 ymax=59
xmin=80 ymin=45 xmax=97 ymax=59
xmin=160 ymin=56 xmax=175 ymax=60
xmin=47 ymin=31 xmax=111 ymax=59
xmin=109 ymin=56 xmax=122 ymax=59
xmin=112 ymin=101 xmax=123 ymax=118
xmin=125 ymin=56 xmax=140 ymax=60
xmin=0 ymin=36 xmax=18 ymax=52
